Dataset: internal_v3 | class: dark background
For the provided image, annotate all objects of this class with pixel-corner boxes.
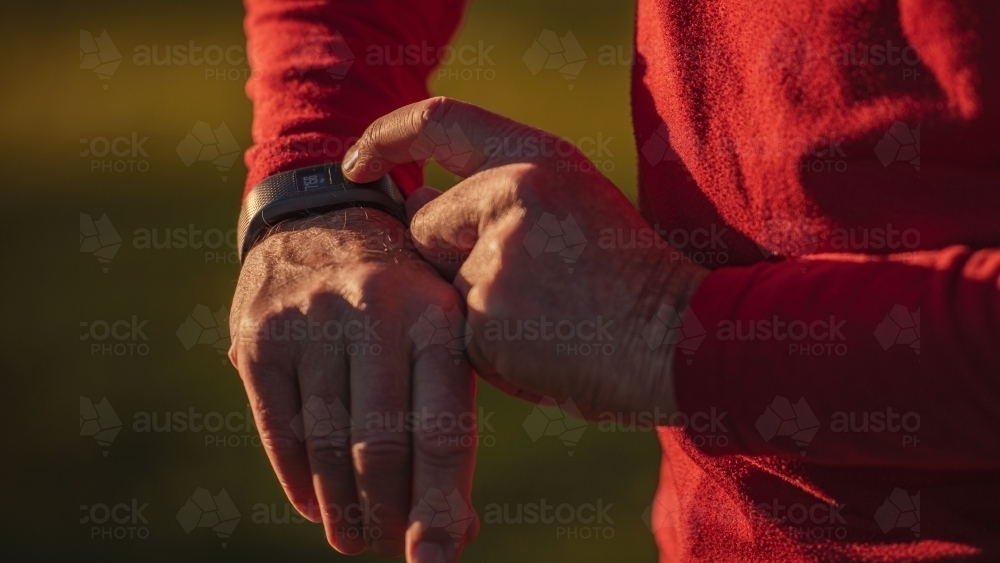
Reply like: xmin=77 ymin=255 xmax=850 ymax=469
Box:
xmin=0 ymin=0 xmax=663 ymax=560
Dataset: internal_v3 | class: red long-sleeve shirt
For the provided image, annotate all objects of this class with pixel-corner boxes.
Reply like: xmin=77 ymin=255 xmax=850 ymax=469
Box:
xmin=242 ymin=0 xmax=1000 ymax=560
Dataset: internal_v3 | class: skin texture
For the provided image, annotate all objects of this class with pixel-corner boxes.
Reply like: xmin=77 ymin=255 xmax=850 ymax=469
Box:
xmin=229 ymin=206 xmax=478 ymax=563
xmin=344 ymin=97 xmax=709 ymax=421
xmin=231 ymin=96 xmax=707 ymax=563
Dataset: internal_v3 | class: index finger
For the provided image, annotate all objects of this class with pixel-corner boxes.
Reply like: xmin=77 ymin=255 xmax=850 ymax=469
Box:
xmin=341 ymin=96 xmax=540 ymax=183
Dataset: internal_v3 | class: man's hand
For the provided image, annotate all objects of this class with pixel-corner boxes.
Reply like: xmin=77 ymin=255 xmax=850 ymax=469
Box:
xmin=229 ymin=207 xmax=477 ymax=563
xmin=344 ymin=97 xmax=709 ymax=421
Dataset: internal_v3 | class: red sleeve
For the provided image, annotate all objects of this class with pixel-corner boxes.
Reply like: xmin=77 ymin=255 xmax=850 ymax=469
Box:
xmin=673 ymin=247 xmax=1000 ymax=470
xmin=242 ymin=0 xmax=467 ymax=199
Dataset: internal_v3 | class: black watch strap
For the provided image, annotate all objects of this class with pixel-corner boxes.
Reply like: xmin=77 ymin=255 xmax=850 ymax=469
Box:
xmin=237 ymin=163 xmax=406 ymax=263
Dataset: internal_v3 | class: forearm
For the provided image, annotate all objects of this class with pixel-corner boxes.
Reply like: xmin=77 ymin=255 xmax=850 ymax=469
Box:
xmin=242 ymin=0 xmax=467 ymax=198
xmin=672 ymin=246 xmax=1000 ymax=469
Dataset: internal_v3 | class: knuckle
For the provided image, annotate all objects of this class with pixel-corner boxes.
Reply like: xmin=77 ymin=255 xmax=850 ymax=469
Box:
xmin=422 ymin=282 xmax=463 ymax=311
xmin=407 ymin=284 xmax=465 ymax=329
xmin=420 ymin=96 xmax=456 ymax=126
xmin=305 ymin=436 xmax=354 ymax=470
xmin=508 ymin=160 xmax=549 ymax=187
xmin=236 ymin=305 xmax=291 ymax=346
xmin=468 ymin=275 xmax=513 ymax=318
xmin=354 ymin=273 xmax=405 ymax=315
xmin=260 ymin=430 xmax=304 ymax=458
xmin=351 ymin=434 xmax=410 ymax=476
xmin=414 ymin=425 xmax=474 ymax=465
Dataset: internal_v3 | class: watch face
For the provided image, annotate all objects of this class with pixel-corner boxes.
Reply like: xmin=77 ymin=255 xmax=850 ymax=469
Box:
xmin=295 ymin=165 xmax=343 ymax=192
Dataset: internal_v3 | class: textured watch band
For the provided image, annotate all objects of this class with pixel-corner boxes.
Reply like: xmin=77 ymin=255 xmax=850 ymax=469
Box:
xmin=237 ymin=163 xmax=406 ymax=263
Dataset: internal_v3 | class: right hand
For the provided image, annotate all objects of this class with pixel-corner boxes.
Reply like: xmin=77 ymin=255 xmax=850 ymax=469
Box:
xmin=229 ymin=206 xmax=478 ymax=563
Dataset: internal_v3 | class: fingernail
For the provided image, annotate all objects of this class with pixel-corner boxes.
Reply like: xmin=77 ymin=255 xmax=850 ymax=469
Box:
xmin=342 ymin=148 xmax=359 ymax=173
xmin=414 ymin=541 xmax=448 ymax=563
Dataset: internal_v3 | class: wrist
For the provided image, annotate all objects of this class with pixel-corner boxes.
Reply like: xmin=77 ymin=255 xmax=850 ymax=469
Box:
xmin=247 ymin=207 xmax=414 ymax=267
xmin=269 ymin=206 xmax=404 ymax=237
xmin=628 ymin=249 xmax=710 ymax=416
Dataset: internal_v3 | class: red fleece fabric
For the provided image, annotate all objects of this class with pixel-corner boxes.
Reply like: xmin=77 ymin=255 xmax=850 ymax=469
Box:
xmin=242 ymin=0 xmax=1000 ymax=560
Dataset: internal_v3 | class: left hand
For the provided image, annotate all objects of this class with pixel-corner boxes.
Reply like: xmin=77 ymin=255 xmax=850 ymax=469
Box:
xmin=343 ymin=97 xmax=709 ymax=419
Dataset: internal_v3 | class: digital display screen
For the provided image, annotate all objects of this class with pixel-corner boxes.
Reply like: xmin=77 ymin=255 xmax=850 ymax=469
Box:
xmin=295 ymin=165 xmax=342 ymax=192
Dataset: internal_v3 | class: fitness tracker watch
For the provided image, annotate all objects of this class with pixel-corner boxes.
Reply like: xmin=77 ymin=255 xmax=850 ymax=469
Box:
xmin=237 ymin=162 xmax=407 ymax=263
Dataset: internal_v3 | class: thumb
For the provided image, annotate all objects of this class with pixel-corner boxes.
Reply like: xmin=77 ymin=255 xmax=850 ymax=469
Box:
xmin=409 ymin=169 xmax=517 ymax=281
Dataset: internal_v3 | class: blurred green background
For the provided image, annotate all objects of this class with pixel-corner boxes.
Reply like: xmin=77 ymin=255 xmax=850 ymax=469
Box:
xmin=1 ymin=0 xmax=662 ymax=560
